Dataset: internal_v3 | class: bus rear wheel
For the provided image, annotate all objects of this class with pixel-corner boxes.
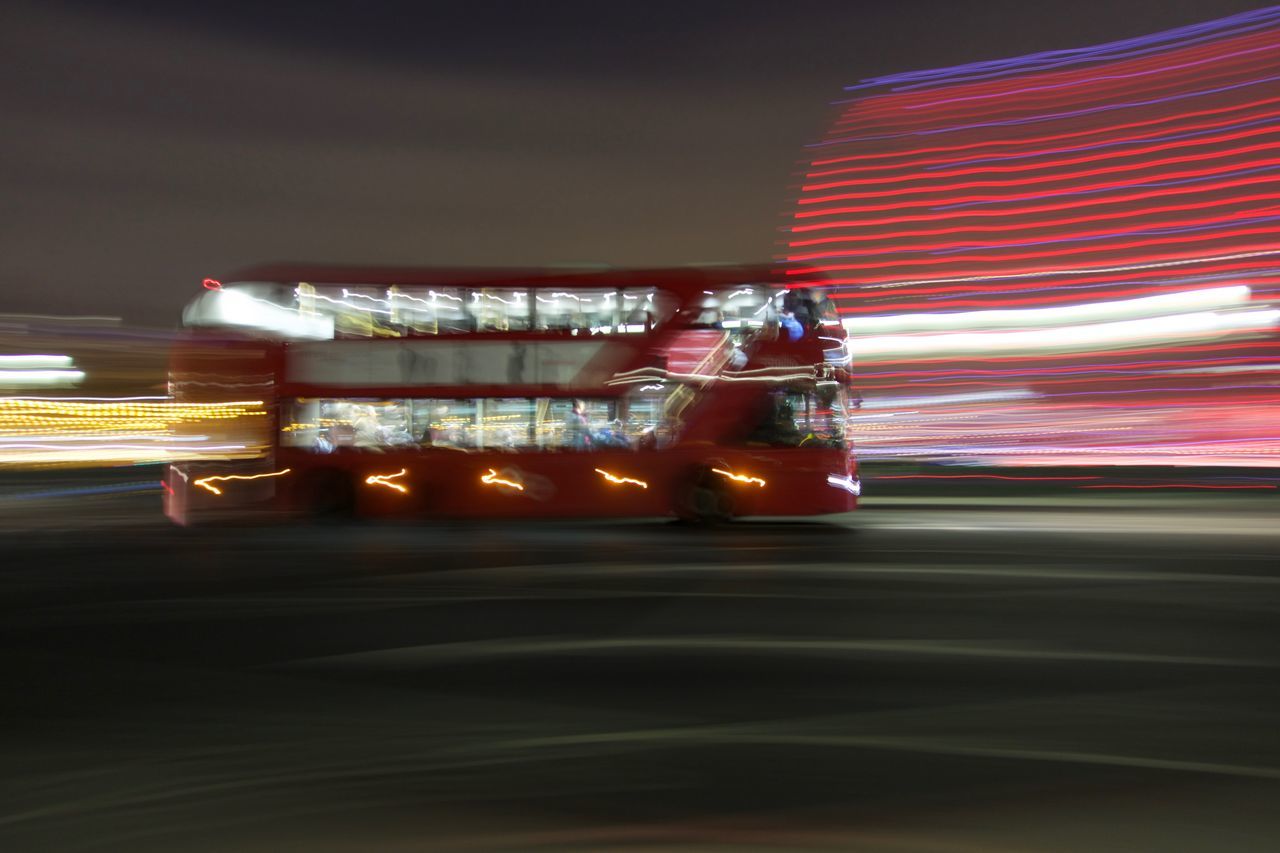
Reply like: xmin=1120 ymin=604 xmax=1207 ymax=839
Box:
xmin=295 ymin=468 xmax=356 ymax=518
xmin=676 ymin=466 xmax=734 ymax=525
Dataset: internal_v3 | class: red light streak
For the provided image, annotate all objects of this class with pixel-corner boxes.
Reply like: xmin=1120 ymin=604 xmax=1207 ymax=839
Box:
xmin=797 ymin=207 xmax=1280 ymax=261
xmin=797 ymin=167 xmax=1280 ymax=220
xmin=811 ymin=95 xmax=1280 ymax=170
xmin=202 ymin=278 xmax=222 ymax=290
xmin=792 ymin=184 xmax=1280 ymax=231
xmin=805 ymin=125 xmax=1280 ymax=193
xmin=1077 ymin=483 xmax=1277 ymax=489
xmin=831 ymin=44 xmax=1280 ymax=132
xmin=845 ymin=27 xmax=1280 ymax=113
xmin=844 ymin=34 xmax=1280 ymax=123
xmin=788 ymin=194 xmax=1280 ymax=248
xmin=876 ymin=474 xmax=1103 ymax=481
xmin=790 ymin=11 xmax=1280 ymax=471
xmin=807 ymin=243 xmax=1280 ymax=288
xmin=787 ymin=228 xmax=1280 ymax=280
xmin=801 ymin=151 xmax=1280 ymax=210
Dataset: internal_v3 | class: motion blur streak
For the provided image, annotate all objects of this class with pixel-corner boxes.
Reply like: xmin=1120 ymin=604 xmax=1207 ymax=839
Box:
xmin=788 ymin=7 xmax=1280 ymax=467
xmin=0 ymin=397 xmax=268 ymax=466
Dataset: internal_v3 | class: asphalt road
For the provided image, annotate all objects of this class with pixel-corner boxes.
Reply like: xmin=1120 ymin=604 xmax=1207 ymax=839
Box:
xmin=1 ymin=481 xmax=1279 ymax=851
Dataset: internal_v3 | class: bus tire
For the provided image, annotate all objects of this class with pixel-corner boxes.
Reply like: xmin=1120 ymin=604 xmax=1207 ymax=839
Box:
xmin=676 ymin=465 xmax=734 ymax=525
xmin=296 ymin=468 xmax=355 ymax=518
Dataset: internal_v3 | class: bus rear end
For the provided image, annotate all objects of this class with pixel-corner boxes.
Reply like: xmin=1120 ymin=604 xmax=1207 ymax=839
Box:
xmin=163 ymin=333 xmax=279 ymax=525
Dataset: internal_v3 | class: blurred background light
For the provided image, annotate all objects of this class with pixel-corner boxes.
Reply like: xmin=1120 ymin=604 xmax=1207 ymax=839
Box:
xmin=788 ymin=7 xmax=1280 ymax=468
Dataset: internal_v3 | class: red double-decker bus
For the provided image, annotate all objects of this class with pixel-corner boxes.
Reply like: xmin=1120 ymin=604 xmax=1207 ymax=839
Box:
xmin=164 ymin=264 xmax=859 ymax=524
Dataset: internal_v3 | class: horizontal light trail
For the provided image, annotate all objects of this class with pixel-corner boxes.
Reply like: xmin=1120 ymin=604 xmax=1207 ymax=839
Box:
xmin=1079 ymin=483 xmax=1277 ymax=489
xmin=798 ymin=164 xmax=1280 ymax=219
xmin=810 ymin=246 xmax=1280 ymax=289
xmin=788 ymin=194 xmax=1280 ymax=247
xmin=898 ymin=32 xmax=1280 ymax=111
xmin=0 ymin=481 xmax=161 ymax=502
xmin=810 ymin=94 xmax=1280 ymax=171
xmin=285 ymin=635 xmax=1272 ymax=670
xmin=845 ymin=339 xmax=1279 ymax=368
xmin=853 ymin=354 xmax=1276 ymax=379
xmin=933 ymin=111 xmax=1280 ymax=171
xmin=847 ymin=33 xmax=1280 ymax=124
xmin=0 ymin=355 xmax=74 ymax=368
xmin=789 ymin=8 xmax=1280 ymax=468
xmin=794 ymin=228 xmax=1280 ymax=281
xmin=843 ymin=286 xmax=1250 ymax=334
xmin=814 ymin=72 xmax=1280 ymax=147
xmin=805 ymin=124 xmax=1280 ymax=194
xmin=791 ymin=210 xmax=1280 ymax=266
xmin=849 ymin=7 xmax=1280 ymax=92
xmin=860 ymin=389 xmax=1037 ymax=409
xmin=792 ymin=185 xmax=1280 ymax=232
xmin=846 ymin=308 xmax=1280 ymax=360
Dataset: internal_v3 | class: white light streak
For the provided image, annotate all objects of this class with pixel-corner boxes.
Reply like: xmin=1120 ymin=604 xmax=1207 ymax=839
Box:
xmin=0 ymin=355 xmax=74 ymax=369
xmin=826 ymin=473 xmax=861 ymax=495
xmin=844 ymin=286 xmax=1252 ymax=334
xmin=0 ymin=370 xmax=85 ymax=385
xmin=847 ymin=308 xmax=1280 ymax=360
xmin=860 ymin=389 xmax=1037 ymax=409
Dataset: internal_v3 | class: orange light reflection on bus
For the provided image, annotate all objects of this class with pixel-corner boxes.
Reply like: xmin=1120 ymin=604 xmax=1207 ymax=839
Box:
xmin=481 ymin=468 xmax=524 ymax=491
xmin=193 ymin=468 xmax=291 ymax=495
xmin=365 ymin=468 xmax=409 ymax=494
xmin=712 ymin=467 xmax=766 ymax=488
xmin=594 ymin=468 xmax=648 ymax=489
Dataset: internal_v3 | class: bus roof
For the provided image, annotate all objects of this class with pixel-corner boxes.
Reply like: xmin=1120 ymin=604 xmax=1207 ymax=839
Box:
xmin=217 ymin=263 xmax=789 ymax=294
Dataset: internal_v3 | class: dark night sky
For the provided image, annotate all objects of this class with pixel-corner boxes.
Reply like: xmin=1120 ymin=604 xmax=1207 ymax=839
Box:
xmin=0 ymin=0 xmax=1267 ymax=325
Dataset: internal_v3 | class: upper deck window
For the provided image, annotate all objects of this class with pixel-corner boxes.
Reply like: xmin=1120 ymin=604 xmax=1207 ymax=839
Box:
xmin=184 ymin=282 xmax=677 ymax=339
xmin=689 ymin=286 xmax=777 ymax=331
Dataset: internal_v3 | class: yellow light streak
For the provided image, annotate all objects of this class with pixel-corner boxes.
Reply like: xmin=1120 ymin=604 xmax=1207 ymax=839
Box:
xmin=194 ymin=468 xmax=292 ymax=495
xmin=595 ymin=468 xmax=648 ymax=489
xmin=0 ymin=397 xmax=271 ymax=467
xmin=365 ymin=468 xmax=409 ymax=494
xmin=481 ymin=468 xmax=524 ymax=491
xmin=712 ymin=467 xmax=766 ymax=487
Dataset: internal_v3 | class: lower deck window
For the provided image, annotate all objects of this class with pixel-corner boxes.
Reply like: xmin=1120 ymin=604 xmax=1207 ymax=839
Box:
xmin=281 ymin=393 xmax=678 ymax=453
